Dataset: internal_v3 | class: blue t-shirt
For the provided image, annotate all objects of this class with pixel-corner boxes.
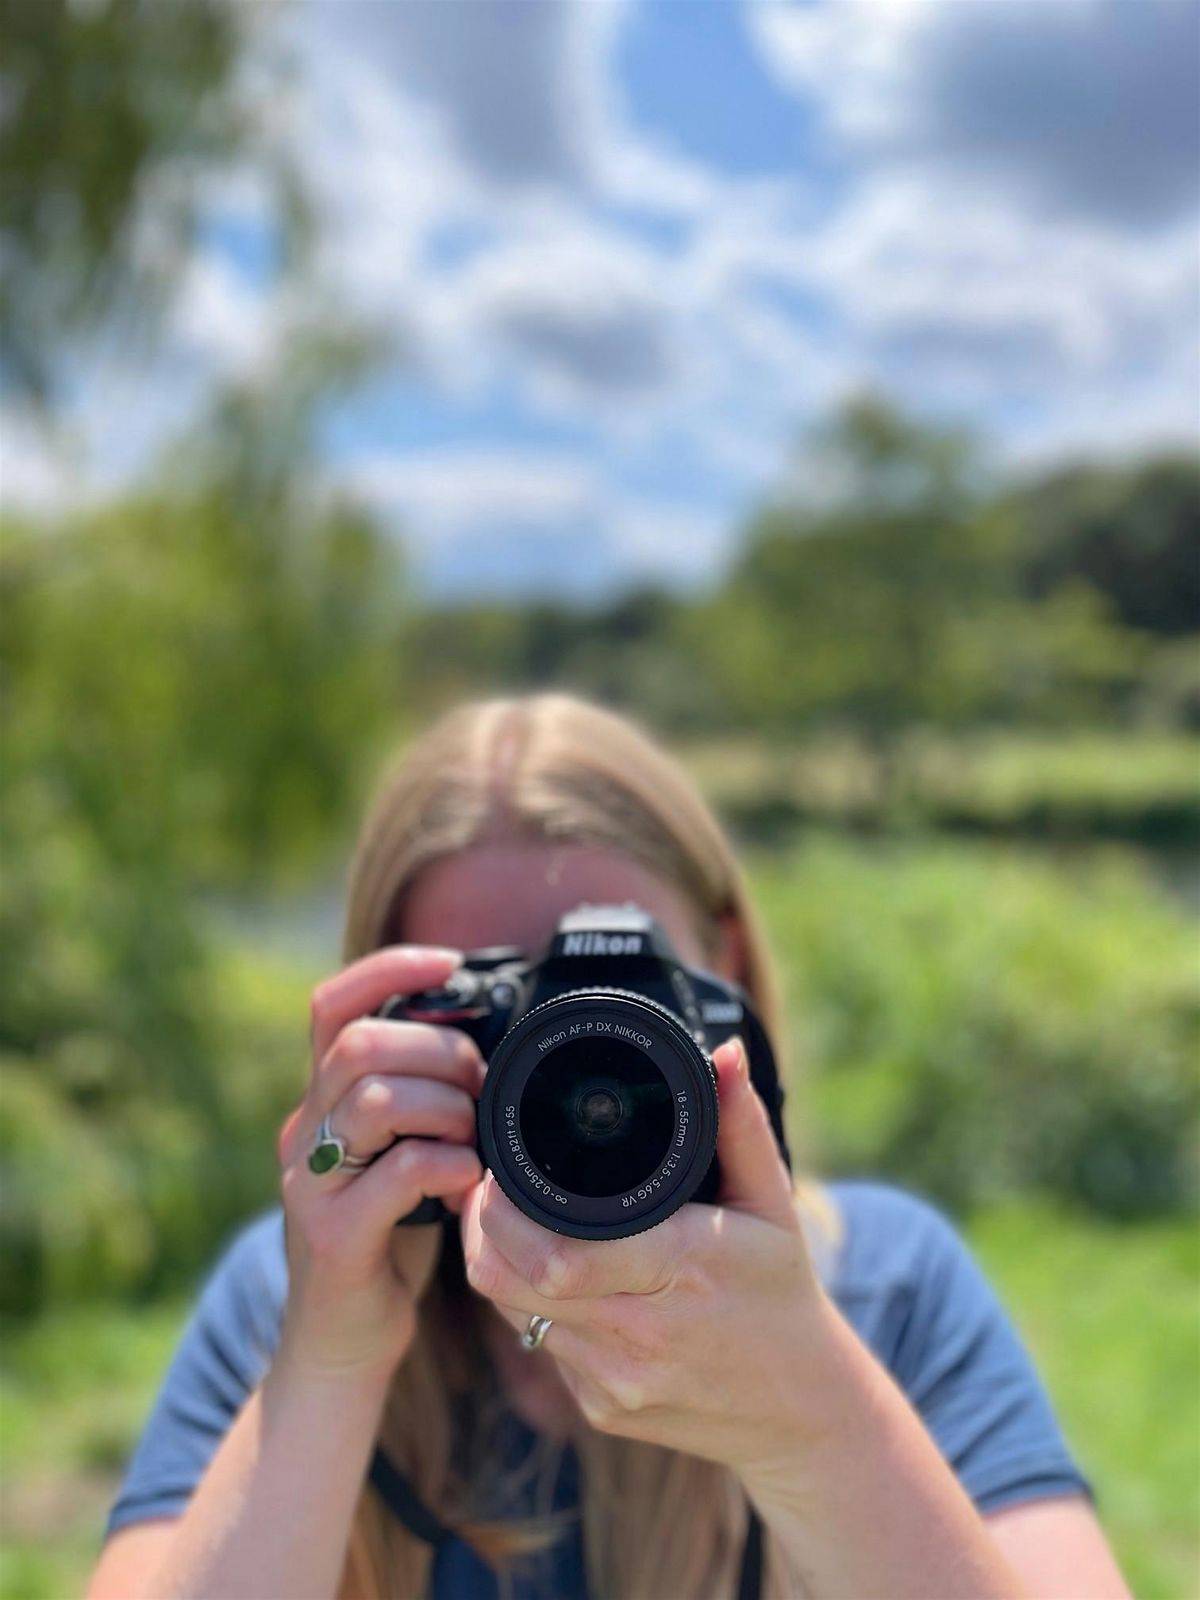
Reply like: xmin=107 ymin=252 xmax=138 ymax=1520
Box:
xmin=104 ymin=1183 xmax=1090 ymax=1596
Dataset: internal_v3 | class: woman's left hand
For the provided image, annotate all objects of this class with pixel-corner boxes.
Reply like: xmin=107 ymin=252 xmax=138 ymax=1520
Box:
xmin=460 ymin=1037 xmax=832 ymax=1482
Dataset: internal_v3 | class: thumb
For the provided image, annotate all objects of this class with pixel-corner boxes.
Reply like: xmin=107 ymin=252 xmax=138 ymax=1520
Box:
xmin=712 ymin=1037 xmax=797 ymax=1230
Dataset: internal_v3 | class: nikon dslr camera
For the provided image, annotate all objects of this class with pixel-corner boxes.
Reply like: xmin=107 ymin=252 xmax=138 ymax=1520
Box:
xmin=379 ymin=904 xmax=791 ymax=1240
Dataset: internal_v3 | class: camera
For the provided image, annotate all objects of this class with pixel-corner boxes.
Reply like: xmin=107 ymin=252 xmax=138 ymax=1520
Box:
xmin=378 ymin=904 xmax=791 ymax=1240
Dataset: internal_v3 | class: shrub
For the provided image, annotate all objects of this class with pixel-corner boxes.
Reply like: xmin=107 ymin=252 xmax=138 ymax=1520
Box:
xmin=752 ymin=836 xmax=1199 ymax=1218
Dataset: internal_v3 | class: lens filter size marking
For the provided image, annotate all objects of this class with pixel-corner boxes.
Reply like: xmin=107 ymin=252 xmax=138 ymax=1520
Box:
xmin=504 ymin=1103 xmax=569 ymax=1206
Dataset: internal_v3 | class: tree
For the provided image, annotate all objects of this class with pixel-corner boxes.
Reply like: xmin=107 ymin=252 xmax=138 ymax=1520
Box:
xmin=693 ymin=397 xmax=1010 ymax=738
xmin=1014 ymin=456 xmax=1200 ymax=637
xmin=691 ymin=396 xmax=1156 ymax=741
xmin=0 ymin=336 xmax=405 ymax=1311
xmin=0 ymin=0 xmax=303 ymax=403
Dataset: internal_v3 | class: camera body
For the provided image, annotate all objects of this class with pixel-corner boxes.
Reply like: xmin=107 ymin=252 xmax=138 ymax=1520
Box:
xmin=378 ymin=905 xmax=791 ymax=1240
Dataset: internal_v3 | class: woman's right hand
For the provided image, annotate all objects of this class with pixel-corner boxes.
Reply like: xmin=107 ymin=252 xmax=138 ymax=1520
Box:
xmin=274 ymin=946 xmax=486 ymax=1385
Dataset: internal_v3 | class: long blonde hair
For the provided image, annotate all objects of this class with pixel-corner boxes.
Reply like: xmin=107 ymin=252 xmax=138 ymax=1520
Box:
xmin=336 ymin=695 xmax=807 ymax=1599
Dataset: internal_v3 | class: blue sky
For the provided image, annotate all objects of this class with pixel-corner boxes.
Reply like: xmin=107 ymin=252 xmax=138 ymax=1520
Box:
xmin=5 ymin=0 xmax=1197 ymax=602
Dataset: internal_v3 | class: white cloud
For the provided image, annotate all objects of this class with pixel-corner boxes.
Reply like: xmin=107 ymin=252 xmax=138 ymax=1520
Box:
xmin=0 ymin=408 xmax=82 ymax=512
xmin=432 ymin=225 xmax=687 ymax=410
xmin=346 ymin=448 xmax=595 ymax=531
xmin=5 ymin=0 xmax=1194 ymax=602
xmin=728 ymin=1 xmax=1199 ymax=460
xmin=344 ymin=446 xmax=611 ymax=602
xmin=607 ymin=499 xmax=736 ymax=590
xmin=167 ymin=252 xmax=279 ymax=376
xmin=311 ymin=0 xmax=615 ymax=190
xmin=337 ymin=445 xmax=738 ymax=600
xmin=749 ymin=0 xmax=1200 ymax=228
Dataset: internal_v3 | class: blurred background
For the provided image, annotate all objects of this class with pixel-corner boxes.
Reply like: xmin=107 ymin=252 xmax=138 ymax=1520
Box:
xmin=1 ymin=1 xmax=1197 ymax=1595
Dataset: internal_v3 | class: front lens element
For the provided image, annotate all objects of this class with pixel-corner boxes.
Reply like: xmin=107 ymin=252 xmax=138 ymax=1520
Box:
xmin=521 ymin=1039 xmax=674 ymax=1198
xmin=478 ymin=990 xmax=720 ymax=1239
xmin=576 ymin=1086 xmax=623 ymax=1135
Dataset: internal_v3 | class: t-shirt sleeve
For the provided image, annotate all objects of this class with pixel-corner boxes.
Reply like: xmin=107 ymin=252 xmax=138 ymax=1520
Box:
xmin=893 ymin=1199 xmax=1091 ymax=1513
xmin=832 ymin=1184 xmax=1092 ymax=1516
xmin=104 ymin=1209 xmax=288 ymax=1538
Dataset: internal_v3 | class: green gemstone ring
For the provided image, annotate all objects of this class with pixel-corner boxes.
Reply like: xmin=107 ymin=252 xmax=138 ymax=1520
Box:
xmin=307 ymin=1113 xmax=371 ymax=1176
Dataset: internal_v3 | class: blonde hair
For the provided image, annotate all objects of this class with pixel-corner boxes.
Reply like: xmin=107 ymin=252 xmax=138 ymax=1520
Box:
xmin=336 ymin=694 xmax=811 ymax=1598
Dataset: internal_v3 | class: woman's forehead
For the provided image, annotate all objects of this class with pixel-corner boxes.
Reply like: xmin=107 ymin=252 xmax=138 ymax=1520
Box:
xmin=397 ymin=842 xmax=707 ymax=965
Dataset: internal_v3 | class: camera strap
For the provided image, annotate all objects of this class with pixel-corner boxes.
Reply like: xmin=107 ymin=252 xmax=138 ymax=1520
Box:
xmin=368 ymin=1446 xmax=766 ymax=1599
xmin=368 ymin=1447 xmax=454 ymax=1549
xmin=738 ymin=1505 xmax=765 ymax=1600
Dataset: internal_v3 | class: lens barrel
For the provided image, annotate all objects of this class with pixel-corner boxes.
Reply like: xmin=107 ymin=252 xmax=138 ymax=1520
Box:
xmin=478 ymin=989 xmax=718 ymax=1240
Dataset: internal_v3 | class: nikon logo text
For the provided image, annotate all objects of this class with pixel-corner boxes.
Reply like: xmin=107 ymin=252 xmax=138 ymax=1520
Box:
xmin=562 ymin=932 xmax=644 ymax=956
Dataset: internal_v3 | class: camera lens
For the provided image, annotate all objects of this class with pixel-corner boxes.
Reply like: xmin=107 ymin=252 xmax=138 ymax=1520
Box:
xmin=521 ymin=1041 xmax=675 ymax=1198
xmin=478 ymin=990 xmax=718 ymax=1240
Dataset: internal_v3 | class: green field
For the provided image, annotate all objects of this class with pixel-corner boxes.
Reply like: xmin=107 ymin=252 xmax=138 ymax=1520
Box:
xmin=970 ymin=1206 xmax=1199 ymax=1598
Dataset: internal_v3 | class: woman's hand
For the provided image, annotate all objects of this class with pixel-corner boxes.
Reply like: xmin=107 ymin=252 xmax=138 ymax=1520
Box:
xmin=274 ymin=946 xmax=486 ymax=1385
xmin=460 ymin=1037 xmax=832 ymax=1480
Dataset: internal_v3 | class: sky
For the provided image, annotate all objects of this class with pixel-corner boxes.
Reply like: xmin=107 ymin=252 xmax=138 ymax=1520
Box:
xmin=5 ymin=0 xmax=1198 ymax=602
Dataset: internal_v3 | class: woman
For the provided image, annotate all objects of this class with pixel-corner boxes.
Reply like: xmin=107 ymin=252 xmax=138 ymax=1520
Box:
xmin=88 ymin=694 xmax=1130 ymax=1599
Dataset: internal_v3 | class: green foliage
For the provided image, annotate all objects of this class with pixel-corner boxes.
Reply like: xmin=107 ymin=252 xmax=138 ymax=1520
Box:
xmin=2 ymin=345 xmax=405 ymax=881
xmin=969 ymin=1206 xmax=1199 ymax=1599
xmin=402 ymin=400 xmax=1193 ymax=747
xmin=698 ymin=401 xmax=1005 ymax=732
xmin=0 ymin=917 xmax=316 ymax=1315
xmin=1015 ymin=454 xmax=1200 ymax=638
xmin=400 ymin=587 xmax=717 ymax=729
xmin=1140 ymin=636 xmax=1200 ymax=731
xmin=0 ymin=0 xmax=250 ymax=399
xmin=0 ymin=354 xmax=405 ymax=1314
xmin=688 ymin=401 xmax=1160 ymax=736
xmin=752 ymin=837 xmax=1200 ymax=1219
xmin=685 ymin=731 xmax=1200 ymax=847
xmin=1 ymin=1295 xmax=190 ymax=1600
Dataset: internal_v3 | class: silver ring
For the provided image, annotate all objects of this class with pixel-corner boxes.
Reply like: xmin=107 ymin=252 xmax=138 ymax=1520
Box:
xmin=520 ymin=1314 xmax=554 ymax=1352
xmin=307 ymin=1112 xmax=372 ymax=1176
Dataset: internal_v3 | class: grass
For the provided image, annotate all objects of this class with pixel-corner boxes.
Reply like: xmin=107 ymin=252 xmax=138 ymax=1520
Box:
xmin=1 ymin=1300 xmax=185 ymax=1600
xmin=967 ymin=1205 xmax=1200 ymax=1599
xmin=1 ymin=1208 xmax=1195 ymax=1599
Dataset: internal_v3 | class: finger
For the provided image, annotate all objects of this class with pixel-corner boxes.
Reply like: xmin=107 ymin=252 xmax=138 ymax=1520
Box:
xmin=313 ymin=1017 xmax=484 ymax=1124
xmin=326 ymin=1075 xmax=477 ymax=1164
xmin=712 ymin=1037 xmax=797 ymax=1229
xmin=280 ymin=1019 xmax=483 ymax=1170
xmin=460 ymin=1181 xmax=592 ymax=1327
xmin=277 ymin=1105 xmax=304 ymax=1167
xmin=486 ymin=1297 xmax=593 ymax=1375
xmin=483 ymin=1297 xmax=653 ymax=1441
xmin=309 ymin=946 xmax=461 ymax=1065
xmin=475 ymin=1172 xmax=681 ymax=1301
xmin=335 ymin=1138 xmax=484 ymax=1253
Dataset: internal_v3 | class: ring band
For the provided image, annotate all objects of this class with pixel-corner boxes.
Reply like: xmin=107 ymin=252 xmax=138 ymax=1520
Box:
xmin=307 ymin=1112 xmax=372 ymax=1176
xmin=520 ymin=1314 xmax=554 ymax=1352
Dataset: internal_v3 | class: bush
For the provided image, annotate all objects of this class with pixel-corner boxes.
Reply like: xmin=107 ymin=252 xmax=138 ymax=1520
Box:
xmin=0 ymin=932 xmax=313 ymax=1317
xmin=752 ymin=836 xmax=1199 ymax=1218
xmin=685 ymin=732 xmax=1200 ymax=848
xmin=0 ymin=753 xmax=316 ymax=1315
